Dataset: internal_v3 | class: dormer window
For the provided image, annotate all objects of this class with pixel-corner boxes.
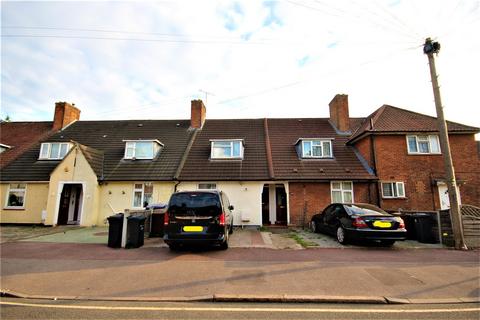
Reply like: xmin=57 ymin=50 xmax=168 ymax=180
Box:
xmin=210 ymin=140 xmax=244 ymax=159
xmin=297 ymin=139 xmax=333 ymax=158
xmin=123 ymin=140 xmax=163 ymax=160
xmin=39 ymin=142 xmax=72 ymax=160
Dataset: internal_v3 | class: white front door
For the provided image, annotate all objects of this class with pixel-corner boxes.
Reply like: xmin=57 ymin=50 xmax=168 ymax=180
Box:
xmin=437 ymin=182 xmax=461 ymax=210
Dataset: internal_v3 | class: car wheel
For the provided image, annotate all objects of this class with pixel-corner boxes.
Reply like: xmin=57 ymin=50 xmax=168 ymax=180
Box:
xmin=380 ymin=240 xmax=396 ymax=247
xmin=220 ymin=230 xmax=229 ymax=250
xmin=310 ymin=220 xmax=318 ymax=233
xmin=336 ymin=226 xmax=348 ymax=245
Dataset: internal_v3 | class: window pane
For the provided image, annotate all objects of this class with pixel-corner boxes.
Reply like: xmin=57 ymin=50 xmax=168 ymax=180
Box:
xmin=323 ymin=141 xmax=331 ymax=157
xmin=303 ymin=141 xmax=312 ymax=157
xmin=143 ymin=193 xmax=153 ymax=207
xmin=7 ymin=186 xmax=25 ymax=207
xmin=59 ymin=144 xmax=68 ymax=158
xmin=40 ymin=144 xmax=49 ymax=158
xmin=312 ymin=145 xmax=322 ymax=157
xmin=312 ymin=141 xmax=321 ymax=146
xmin=212 ymin=142 xmax=231 ymax=158
xmin=125 ymin=142 xmax=135 ymax=158
xmin=134 ymin=183 xmax=143 ymax=190
xmin=418 ymin=141 xmax=429 ymax=153
xmin=133 ymin=191 xmax=143 ymax=207
xmin=135 ymin=142 xmax=153 ymax=158
xmin=198 ymin=183 xmax=217 ymax=189
xmin=429 ymin=135 xmax=440 ymax=153
xmin=343 ymin=191 xmax=353 ymax=203
xmin=331 ymin=182 xmax=341 ymax=190
xmin=342 ymin=182 xmax=353 ymax=190
xmin=397 ymin=183 xmax=405 ymax=197
xmin=332 ymin=191 xmax=342 ymax=203
xmin=407 ymin=136 xmax=417 ymax=153
xmin=232 ymin=141 xmax=241 ymax=157
xmin=50 ymin=143 xmax=60 ymax=158
xmin=382 ymin=183 xmax=393 ymax=197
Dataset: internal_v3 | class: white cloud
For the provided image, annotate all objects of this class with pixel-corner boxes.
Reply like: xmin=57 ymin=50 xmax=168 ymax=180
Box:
xmin=1 ymin=0 xmax=479 ymax=133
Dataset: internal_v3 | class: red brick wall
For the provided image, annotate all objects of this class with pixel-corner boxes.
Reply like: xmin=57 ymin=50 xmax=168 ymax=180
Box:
xmin=191 ymin=100 xmax=206 ymax=129
xmin=355 ymin=136 xmax=374 ymax=168
xmin=288 ymin=182 xmax=370 ymax=226
xmin=358 ymin=134 xmax=480 ymax=211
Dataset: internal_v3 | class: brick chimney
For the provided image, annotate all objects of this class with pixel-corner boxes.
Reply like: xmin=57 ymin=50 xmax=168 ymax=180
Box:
xmin=190 ymin=99 xmax=206 ymax=129
xmin=53 ymin=102 xmax=81 ymax=131
xmin=329 ymin=94 xmax=350 ymax=132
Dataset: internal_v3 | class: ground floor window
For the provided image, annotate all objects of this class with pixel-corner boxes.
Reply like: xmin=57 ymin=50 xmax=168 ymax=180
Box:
xmin=198 ymin=183 xmax=217 ymax=190
xmin=5 ymin=183 xmax=26 ymax=208
xmin=133 ymin=183 xmax=153 ymax=208
xmin=381 ymin=182 xmax=405 ymax=198
xmin=331 ymin=181 xmax=353 ymax=203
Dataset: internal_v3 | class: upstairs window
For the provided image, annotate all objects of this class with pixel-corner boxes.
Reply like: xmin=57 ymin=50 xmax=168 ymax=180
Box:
xmin=39 ymin=142 xmax=71 ymax=160
xmin=381 ymin=182 xmax=405 ymax=198
xmin=198 ymin=183 xmax=217 ymax=190
xmin=300 ymin=139 xmax=332 ymax=158
xmin=210 ymin=140 xmax=243 ymax=159
xmin=0 ymin=143 xmax=11 ymax=154
xmin=124 ymin=140 xmax=163 ymax=160
xmin=407 ymin=135 xmax=441 ymax=154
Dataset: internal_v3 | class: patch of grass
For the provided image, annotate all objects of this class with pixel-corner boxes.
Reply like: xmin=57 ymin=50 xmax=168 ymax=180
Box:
xmin=257 ymin=226 xmax=268 ymax=232
xmin=287 ymin=232 xmax=318 ymax=248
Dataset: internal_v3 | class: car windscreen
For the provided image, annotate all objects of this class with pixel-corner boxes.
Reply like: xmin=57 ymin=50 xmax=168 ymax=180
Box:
xmin=168 ymin=193 xmax=221 ymax=216
xmin=345 ymin=204 xmax=390 ymax=216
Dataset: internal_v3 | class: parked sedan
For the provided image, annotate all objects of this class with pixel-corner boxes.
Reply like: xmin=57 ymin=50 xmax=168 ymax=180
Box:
xmin=310 ymin=203 xmax=407 ymax=246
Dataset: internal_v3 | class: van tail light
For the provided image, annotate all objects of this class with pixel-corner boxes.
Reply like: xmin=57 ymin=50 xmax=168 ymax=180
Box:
xmin=164 ymin=212 xmax=169 ymax=226
xmin=219 ymin=212 xmax=225 ymax=226
xmin=352 ymin=217 xmax=368 ymax=229
xmin=396 ymin=218 xmax=405 ymax=229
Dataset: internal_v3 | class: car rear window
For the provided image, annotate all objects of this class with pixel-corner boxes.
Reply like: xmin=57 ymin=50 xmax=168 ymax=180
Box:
xmin=345 ymin=204 xmax=390 ymax=216
xmin=168 ymin=192 xmax=221 ymax=216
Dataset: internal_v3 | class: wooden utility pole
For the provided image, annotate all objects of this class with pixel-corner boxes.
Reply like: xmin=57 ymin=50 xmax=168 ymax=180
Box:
xmin=423 ymin=38 xmax=467 ymax=250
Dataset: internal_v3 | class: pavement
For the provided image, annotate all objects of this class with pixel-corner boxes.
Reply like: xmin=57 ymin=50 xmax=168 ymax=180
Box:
xmin=1 ymin=225 xmax=479 ymax=305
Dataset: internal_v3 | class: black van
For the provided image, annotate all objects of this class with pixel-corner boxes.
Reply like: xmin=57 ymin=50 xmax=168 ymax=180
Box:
xmin=163 ymin=190 xmax=234 ymax=250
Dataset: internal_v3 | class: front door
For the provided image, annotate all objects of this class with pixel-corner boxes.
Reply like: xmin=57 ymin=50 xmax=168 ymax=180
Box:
xmin=438 ymin=182 xmax=461 ymax=210
xmin=57 ymin=184 xmax=82 ymax=225
xmin=275 ymin=186 xmax=287 ymax=225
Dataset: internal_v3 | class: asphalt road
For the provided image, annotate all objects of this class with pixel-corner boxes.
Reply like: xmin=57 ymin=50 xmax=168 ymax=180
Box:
xmin=1 ymin=298 xmax=479 ymax=320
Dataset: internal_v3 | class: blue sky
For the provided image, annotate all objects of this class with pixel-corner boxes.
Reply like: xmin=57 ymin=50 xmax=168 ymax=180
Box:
xmin=1 ymin=0 xmax=479 ymax=133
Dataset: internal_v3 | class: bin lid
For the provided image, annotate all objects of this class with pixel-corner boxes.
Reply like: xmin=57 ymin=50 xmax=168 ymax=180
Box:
xmin=107 ymin=213 xmax=124 ymax=220
xmin=127 ymin=215 xmax=146 ymax=221
xmin=146 ymin=203 xmax=167 ymax=210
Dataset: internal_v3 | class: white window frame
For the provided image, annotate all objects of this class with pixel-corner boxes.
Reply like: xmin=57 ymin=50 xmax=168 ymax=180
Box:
xmin=0 ymin=143 xmax=11 ymax=154
xmin=132 ymin=182 xmax=153 ymax=209
xmin=198 ymin=183 xmax=217 ymax=190
xmin=210 ymin=139 xmax=244 ymax=159
xmin=123 ymin=140 xmax=163 ymax=160
xmin=381 ymin=182 xmax=406 ymax=199
xmin=406 ymin=135 xmax=441 ymax=155
xmin=300 ymin=139 xmax=333 ymax=158
xmin=330 ymin=181 xmax=354 ymax=203
xmin=4 ymin=183 xmax=27 ymax=209
xmin=38 ymin=142 xmax=72 ymax=160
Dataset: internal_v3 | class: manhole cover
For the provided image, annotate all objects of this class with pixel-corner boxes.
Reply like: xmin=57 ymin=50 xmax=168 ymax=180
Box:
xmin=93 ymin=232 xmax=108 ymax=236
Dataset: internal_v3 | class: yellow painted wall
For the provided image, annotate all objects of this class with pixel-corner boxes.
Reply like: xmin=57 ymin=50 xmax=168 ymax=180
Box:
xmin=97 ymin=181 xmax=175 ymax=225
xmin=0 ymin=183 xmax=49 ymax=223
xmin=176 ymin=182 xmax=265 ymax=225
xmin=44 ymin=148 xmax=100 ymax=226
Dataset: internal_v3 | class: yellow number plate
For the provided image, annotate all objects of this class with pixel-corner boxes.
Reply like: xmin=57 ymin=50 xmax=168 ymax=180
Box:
xmin=183 ymin=226 xmax=203 ymax=232
xmin=373 ymin=221 xmax=392 ymax=228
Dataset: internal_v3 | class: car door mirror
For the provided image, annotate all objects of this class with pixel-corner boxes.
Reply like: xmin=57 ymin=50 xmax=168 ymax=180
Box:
xmin=228 ymin=205 xmax=234 ymax=211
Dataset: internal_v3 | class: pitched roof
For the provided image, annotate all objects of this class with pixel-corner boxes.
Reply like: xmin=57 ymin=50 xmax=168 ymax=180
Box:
xmin=349 ymin=105 xmax=480 ymax=143
xmin=0 ymin=120 xmax=193 ymax=181
xmin=77 ymin=143 xmax=104 ymax=179
xmin=178 ymin=119 xmax=270 ymax=181
xmin=0 ymin=121 xmax=54 ymax=169
xmin=267 ymin=118 xmax=376 ymax=180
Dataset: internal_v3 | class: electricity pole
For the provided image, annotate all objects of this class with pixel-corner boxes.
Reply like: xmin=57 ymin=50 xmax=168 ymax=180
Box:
xmin=423 ymin=38 xmax=467 ymax=250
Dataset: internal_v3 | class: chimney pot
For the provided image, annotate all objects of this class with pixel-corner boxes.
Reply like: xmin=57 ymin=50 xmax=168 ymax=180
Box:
xmin=329 ymin=94 xmax=350 ymax=133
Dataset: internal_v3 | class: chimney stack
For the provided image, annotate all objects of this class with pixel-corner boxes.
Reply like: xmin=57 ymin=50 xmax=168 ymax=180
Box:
xmin=190 ymin=99 xmax=206 ymax=129
xmin=53 ymin=102 xmax=81 ymax=131
xmin=329 ymin=94 xmax=350 ymax=133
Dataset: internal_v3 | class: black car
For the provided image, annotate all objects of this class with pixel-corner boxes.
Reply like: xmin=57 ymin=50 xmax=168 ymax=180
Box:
xmin=163 ymin=190 xmax=234 ymax=250
xmin=310 ymin=203 xmax=406 ymax=246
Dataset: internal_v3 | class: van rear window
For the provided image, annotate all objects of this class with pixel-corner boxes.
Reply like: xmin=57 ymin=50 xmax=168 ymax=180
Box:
xmin=169 ymin=192 xmax=221 ymax=216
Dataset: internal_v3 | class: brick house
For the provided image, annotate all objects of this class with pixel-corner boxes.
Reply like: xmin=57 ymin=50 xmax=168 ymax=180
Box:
xmin=1 ymin=96 xmax=478 ymax=227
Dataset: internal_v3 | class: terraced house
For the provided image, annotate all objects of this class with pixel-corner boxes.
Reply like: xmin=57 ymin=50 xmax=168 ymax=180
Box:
xmin=1 ymin=95 xmax=479 ymax=227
